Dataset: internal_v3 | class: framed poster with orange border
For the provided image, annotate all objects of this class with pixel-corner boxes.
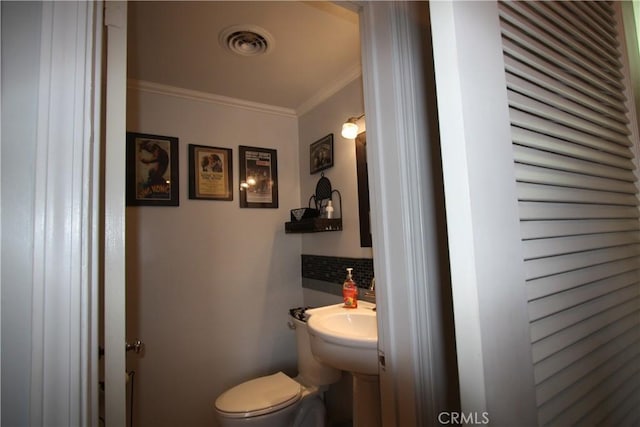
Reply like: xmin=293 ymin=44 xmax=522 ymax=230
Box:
xmin=188 ymin=144 xmax=233 ymax=201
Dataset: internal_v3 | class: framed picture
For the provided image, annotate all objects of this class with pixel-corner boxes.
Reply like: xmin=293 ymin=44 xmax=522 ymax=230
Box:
xmin=310 ymin=133 xmax=334 ymax=174
xmin=188 ymin=144 xmax=233 ymax=201
xmin=126 ymin=132 xmax=179 ymax=206
xmin=239 ymin=146 xmax=278 ymax=208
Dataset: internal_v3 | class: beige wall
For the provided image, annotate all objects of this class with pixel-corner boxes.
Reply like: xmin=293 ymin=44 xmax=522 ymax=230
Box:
xmin=298 ymin=77 xmax=373 ymax=260
xmin=126 ymin=86 xmax=303 ymax=426
xmin=125 ymin=74 xmax=369 ymax=426
xmin=298 ymin=77 xmax=373 ymax=309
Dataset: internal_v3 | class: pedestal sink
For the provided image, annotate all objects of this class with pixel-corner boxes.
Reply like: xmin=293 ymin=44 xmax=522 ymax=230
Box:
xmin=306 ymin=302 xmax=380 ymax=427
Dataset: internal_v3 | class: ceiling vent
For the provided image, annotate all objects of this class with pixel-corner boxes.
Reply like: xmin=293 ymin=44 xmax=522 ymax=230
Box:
xmin=219 ymin=25 xmax=274 ymax=57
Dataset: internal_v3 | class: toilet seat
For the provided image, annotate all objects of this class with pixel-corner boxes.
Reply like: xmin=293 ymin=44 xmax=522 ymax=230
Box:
xmin=215 ymin=372 xmax=301 ymax=419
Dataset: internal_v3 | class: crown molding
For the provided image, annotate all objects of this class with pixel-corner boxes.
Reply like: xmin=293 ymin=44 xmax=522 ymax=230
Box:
xmin=127 ymin=79 xmax=298 ymax=118
xmin=129 ymin=64 xmax=362 ymax=119
xmin=296 ymin=64 xmax=362 ymax=116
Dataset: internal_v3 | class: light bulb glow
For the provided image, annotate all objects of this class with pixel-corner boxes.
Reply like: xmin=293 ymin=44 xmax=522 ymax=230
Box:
xmin=341 ymin=122 xmax=359 ymax=139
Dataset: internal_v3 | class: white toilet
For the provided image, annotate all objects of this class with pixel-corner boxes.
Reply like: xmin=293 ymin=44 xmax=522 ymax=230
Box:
xmin=214 ymin=309 xmax=341 ymax=427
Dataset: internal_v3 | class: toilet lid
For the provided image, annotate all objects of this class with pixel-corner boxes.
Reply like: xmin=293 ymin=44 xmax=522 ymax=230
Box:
xmin=215 ymin=372 xmax=301 ymax=418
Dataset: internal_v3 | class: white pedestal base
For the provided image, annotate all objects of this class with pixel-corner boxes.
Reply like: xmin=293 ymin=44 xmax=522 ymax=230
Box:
xmin=352 ymin=373 xmax=381 ymax=427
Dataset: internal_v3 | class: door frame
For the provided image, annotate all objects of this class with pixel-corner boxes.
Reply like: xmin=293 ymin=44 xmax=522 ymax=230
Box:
xmin=101 ymin=1 xmax=451 ymax=425
xmin=103 ymin=2 xmax=128 ymax=426
xmin=29 ymin=1 xmax=103 ymax=425
xmin=357 ymin=2 xmax=455 ymax=425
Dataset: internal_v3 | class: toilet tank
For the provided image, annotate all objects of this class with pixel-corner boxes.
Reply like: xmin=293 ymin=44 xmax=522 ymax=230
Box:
xmin=290 ymin=314 xmax=341 ymax=386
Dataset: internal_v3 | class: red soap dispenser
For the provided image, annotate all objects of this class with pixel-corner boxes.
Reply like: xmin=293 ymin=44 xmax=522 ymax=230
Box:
xmin=342 ymin=268 xmax=358 ymax=308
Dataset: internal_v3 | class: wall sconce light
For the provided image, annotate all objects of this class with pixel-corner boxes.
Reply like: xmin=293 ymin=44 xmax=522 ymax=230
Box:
xmin=341 ymin=114 xmax=365 ymax=139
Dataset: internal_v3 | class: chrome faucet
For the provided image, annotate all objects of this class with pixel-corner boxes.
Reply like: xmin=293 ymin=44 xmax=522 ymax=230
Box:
xmin=363 ymin=277 xmax=376 ymax=304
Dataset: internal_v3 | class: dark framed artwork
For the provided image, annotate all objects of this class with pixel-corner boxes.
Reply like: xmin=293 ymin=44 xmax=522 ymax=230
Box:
xmin=188 ymin=144 xmax=233 ymax=201
xmin=310 ymin=133 xmax=334 ymax=174
xmin=126 ymin=132 xmax=179 ymax=206
xmin=239 ymin=145 xmax=278 ymax=208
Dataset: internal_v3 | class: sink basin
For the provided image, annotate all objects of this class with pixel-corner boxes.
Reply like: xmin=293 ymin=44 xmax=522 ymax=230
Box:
xmin=306 ymin=302 xmax=378 ymax=376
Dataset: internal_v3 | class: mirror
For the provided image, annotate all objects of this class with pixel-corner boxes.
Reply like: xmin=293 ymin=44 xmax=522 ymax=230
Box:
xmin=355 ymin=132 xmax=372 ymax=247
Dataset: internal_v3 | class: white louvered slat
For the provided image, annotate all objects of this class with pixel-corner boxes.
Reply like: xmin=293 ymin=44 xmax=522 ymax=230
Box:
xmin=533 ymin=314 xmax=639 ymax=383
xmin=528 ymin=270 xmax=639 ymax=321
xmin=500 ymin=6 xmax=623 ymax=90
xmin=526 ymin=257 xmax=640 ymax=300
xmin=505 ymin=55 xmax=629 ymax=125
xmin=524 ymin=244 xmax=640 ymax=280
xmin=591 ymin=1 xmax=616 ymax=20
xmin=562 ymin=2 xmax=619 ymax=47
xmin=503 ymin=39 xmax=627 ymax=114
xmin=538 ymin=344 xmax=640 ymax=425
xmin=518 ymin=202 xmax=639 ymax=221
xmin=499 ymin=1 xmax=640 ymax=423
xmin=584 ymin=0 xmax=616 ymax=22
xmin=501 ymin=21 xmax=626 ymax=106
xmin=516 ymin=164 xmax=637 ymax=196
xmin=510 ymin=110 xmax=632 ymax=157
xmin=503 ymin=1 xmax=624 ymax=82
xmin=520 ymin=219 xmax=640 ymax=240
xmin=511 ymin=127 xmax=633 ymax=169
xmin=522 ymin=232 xmax=640 ymax=260
xmin=542 ymin=361 xmax=640 ymax=427
xmin=517 ymin=182 xmax=638 ymax=206
xmin=507 ymin=73 xmax=630 ymax=134
xmin=530 ymin=291 xmax=639 ymax=348
xmin=535 ymin=327 xmax=640 ymax=398
xmin=598 ymin=385 xmax=640 ymax=426
xmin=570 ymin=1 xmax=619 ymax=40
xmin=500 ymin=8 xmax=624 ymax=91
xmin=536 ymin=2 xmax=621 ymax=65
xmin=509 ymin=92 xmax=631 ymax=146
xmin=514 ymin=152 xmax=637 ymax=185
xmin=579 ymin=370 xmax=640 ymax=426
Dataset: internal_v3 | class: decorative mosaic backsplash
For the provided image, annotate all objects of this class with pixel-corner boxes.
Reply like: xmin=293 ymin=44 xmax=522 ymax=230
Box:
xmin=301 ymin=255 xmax=374 ymax=289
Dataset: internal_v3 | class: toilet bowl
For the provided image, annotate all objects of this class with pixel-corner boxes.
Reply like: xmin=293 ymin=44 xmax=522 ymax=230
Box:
xmin=214 ymin=309 xmax=341 ymax=427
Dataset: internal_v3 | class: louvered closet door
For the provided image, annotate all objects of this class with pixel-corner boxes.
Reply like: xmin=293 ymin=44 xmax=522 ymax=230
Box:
xmin=499 ymin=1 xmax=640 ymax=426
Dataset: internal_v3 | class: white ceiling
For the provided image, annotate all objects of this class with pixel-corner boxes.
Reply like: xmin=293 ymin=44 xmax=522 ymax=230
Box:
xmin=127 ymin=1 xmax=361 ymax=114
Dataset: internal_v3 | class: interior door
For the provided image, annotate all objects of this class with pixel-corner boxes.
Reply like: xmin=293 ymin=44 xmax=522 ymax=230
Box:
xmin=104 ymin=2 xmax=128 ymax=426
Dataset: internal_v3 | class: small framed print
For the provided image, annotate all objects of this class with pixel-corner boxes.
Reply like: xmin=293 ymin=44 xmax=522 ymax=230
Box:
xmin=310 ymin=133 xmax=334 ymax=174
xmin=239 ymin=146 xmax=278 ymax=209
xmin=188 ymin=145 xmax=233 ymax=201
xmin=126 ymin=132 xmax=179 ymax=206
